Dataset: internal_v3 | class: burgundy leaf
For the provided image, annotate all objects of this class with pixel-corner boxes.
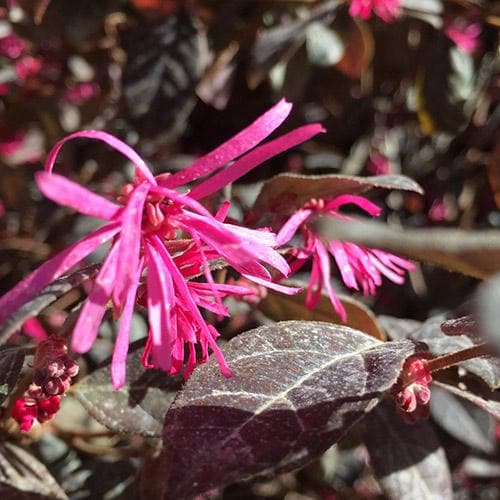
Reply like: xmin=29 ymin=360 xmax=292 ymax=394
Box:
xmin=75 ymin=345 xmax=181 ymax=437
xmin=252 ymin=173 xmax=423 ymax=219
xmin=161 ymin=321 xmax=417 ymax=498
xmin=364 ymin=402 xmax=453 ymax=500
xmin=0 ymin=442 xmax=67 ymax=499
xmin=0 ymin=346 xmax=25 ymax=405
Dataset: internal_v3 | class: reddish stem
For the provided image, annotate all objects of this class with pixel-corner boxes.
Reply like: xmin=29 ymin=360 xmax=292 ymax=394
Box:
xmin=427 ymin=343 xmax=491 ymax=373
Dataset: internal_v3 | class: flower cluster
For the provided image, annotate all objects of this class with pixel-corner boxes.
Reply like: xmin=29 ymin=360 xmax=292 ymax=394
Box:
xmin=12 ymin=336 xmax=78 ymax=432
xmin=0 ymin=99 xmax=415 ymax=391
xmin=349 ymin=0 xmax=401 ymax=22
xmin=0 ymin=100 xmax=322 ymax=388
xmin=277 ymin=195 xmax=414 ymax=320
xmin=393 ymin=356 xmax=432 ymax=423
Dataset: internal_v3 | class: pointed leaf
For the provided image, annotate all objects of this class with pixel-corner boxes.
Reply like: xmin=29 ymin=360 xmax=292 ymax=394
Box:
xmin=252 ymin=173 xmax=423 ymax=218
xmin=430 ymin=384 xmax=496 ymax=453
xmin=364 ymin=402 xmax=452 ymax=500
xmin=161 ymin=321 xmax=417 ymax=498
xmin=0 ymin=346 xmax=24 ymax=405
xmin=75 ymin=345 xmax=181 ymax=437
xmin=0 ymin=266 xmax=99 ymax=344
xmin=0 ymin=442 xmax=67 ymax=499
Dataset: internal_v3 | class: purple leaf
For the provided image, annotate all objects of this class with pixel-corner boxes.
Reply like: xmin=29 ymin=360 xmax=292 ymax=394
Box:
xmin=0 ymin=346 xmax=24 ymax=405
xmin=161 ymin=321 xmax=417 ymax=498
xmin=75 ymin=345 xmax=181 ymax=438
xmin=0 ymin=441 xmax=67 ymax=499
xmin=252 ymin=173 xmax=423 ymax=219
xmin=364 ymin=402 xmax=453 ymax=500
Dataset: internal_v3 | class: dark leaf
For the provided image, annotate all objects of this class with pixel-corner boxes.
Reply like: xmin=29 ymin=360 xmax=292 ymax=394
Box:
xmin=378 ymin=315 xmax=422 ymax=341
xmin=122 ymin=11 xmax=206 ymax=139
xmin=252 ymin=173 xmax=423 ymax=218
xmin=0 ymin=441 xmax=67 ymax=499
xmin=0 ymin=266 xmax=99 ymax=346
xmin=247 ymin=1 xmax=340 ymax=88
xmin=477 ymin=274 xmax=500 ymax=353
xmin=432 ymin=381 xmax=500 ymax=420
xmin=364 ymin=402 xmax=452 ymax=500
xmin=314 ymin=217 xmax=500 ymax=279
xmin=75 ymin=345 xmax=181 ymax=437
xmin=162 ymin=321 xmax=417 ymax=498
xmin=430 ymin=384 xmax=496 ymax=454
xmin=409 ymin=315 xmax=500 ymax=390
xmin=336 ymin=17 xmax=374 ymax=79
xmin=0 ymin=346 xmax=25 ymax=405
xmin=440 ymin=315 xmax=479 ymax=340
xmin=258 ymin=288 xmax=385 ymax=340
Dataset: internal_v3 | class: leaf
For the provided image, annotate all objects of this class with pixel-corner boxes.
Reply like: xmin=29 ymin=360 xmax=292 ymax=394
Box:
xmin=378 ymin=315 xmax=422 ymax=341
xmin=432 ymin=381 xmax=500 ymax=420
xmin=0 ymin=265 xmax=99 ymax=346
xmin=336 ymin=17 xmax=374 ymax=79
xmin=430 ymin=384 xmax=496 ymax=454
xmin=0 ymin=441 xmax=67 ymax=499
xmin=247 ymin=0 xmax=340 ymax=89
xmin=258 ymin=288 xmax=385 ymax=340
xmin=477 ymin=274 xmax=500 ymax=353
xmin=314 ymin=217 xmax=500 ymax=279
xmin=121 ymin=11 xmax=206 ymax=139
xmin=364 ymin=402 xmax=452 ymax=500
xmin=440 ymin=315 xmax=479 ymax=340
xmin=409 ymin=316 xmax=500 ymax=390
xmin=161 ymin=321 xmax=418 ymax=498
xmin=75 ymin=345 xmax=181 ymax=437
xmin=0 ymin=346 xmax=25 ymax=405
xmin=252 ymin=173 xmax=423 ymax=218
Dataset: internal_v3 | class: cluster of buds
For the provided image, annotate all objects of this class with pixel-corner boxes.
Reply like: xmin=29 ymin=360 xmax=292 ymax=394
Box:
xmin=12 ymin=336 xmax=78 ymax=432
xmin=393 ymin=355 xmax=432 ymax=423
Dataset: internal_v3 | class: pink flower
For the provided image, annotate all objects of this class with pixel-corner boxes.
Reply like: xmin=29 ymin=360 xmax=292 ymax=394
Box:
xmin=63 ymin=82 xmax=100 ymax=105
xmin=0 ymin=125 xmax=25 ymax=157
xmin=277 ymin=195 xmax=414 ymax=320
xmin=0 ymin=33 xmax=26 ymax=59
xmin=445 ymin=21 xmax=481 ymax=54
xmin=367 ymin=153 xmax=391 ymax=175
xmin=12 ymin=336 xmax=77 ymax=432
xmin=0 ymin=100 xmax=322 ymax=388
xmin=393 ymin=356 xmax=432 ymax=423
xmin=14 ymin=55 xmax=42 ymax=81
xmin=349 ymin=0 xmax=401 ymax=22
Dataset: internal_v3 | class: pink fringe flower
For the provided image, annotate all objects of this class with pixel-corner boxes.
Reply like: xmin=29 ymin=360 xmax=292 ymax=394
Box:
xmin=445 ymin=21 xmax=481 ymax=55
xmin=349 ymin=0 xmax=401 ymax=22
xmin=0 ymin=33 xmax=26 ymax=59
xmin=12 ymin=336 xmax=78 ymax=432
xmin=0 ymin=100 xmax=322 ymax=388
xmin=277 ymin=195 xmax=414 ymax=320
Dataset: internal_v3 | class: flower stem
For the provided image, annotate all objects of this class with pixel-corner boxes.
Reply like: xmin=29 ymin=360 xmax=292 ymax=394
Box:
xmin=427 ymin=343 xmax=491 ymax=373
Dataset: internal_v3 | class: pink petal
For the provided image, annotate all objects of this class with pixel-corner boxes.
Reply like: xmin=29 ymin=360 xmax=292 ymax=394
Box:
xmin=113 ymin=182 xmax=149 ymax=306
xmin=163 ymin=99 xmax=293 ymax=189
xmin=189 ymin=124 xmax=325 ymax=200
xmin=145 ymin=241 xmax=176 ymax=371
xmin=22 ymin=317 xmax=48 ymax=341
xmin=111 ymin=257 xmax=144 ymax=389
xmin=151 ymin=235 xmax=232 ymax=377
xmin=325 ymin=195 xmax=381 ymax=216
xmin=243 ymin=275 xmax=302 ymax=295
xmin=315 ymin=239 xmax=346 ymax=321
xmin=328 ymin=241 xmax=358 ymax=290
xmin=276 ymin=208 xmax=313 ymax=245
xmin=71 ymin=241 xmax=120 ymax=353
xmin=35 ymin=171 xmax=120 ymax=220
xmin=0 ymin=222 xmax=120 ymax=326
xmin=44 ymin=130 xmax=156 ymax=185
xmin=215 ymin=201 xmax=231 ymax=221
